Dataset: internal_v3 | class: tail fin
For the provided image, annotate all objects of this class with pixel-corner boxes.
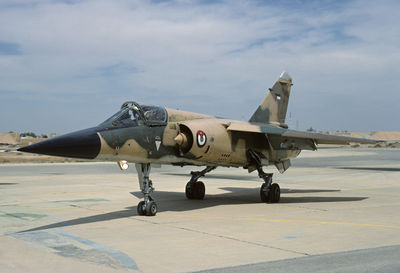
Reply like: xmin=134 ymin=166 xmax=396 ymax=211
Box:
xmin=249 ymin=71 xmax=293 ymax=127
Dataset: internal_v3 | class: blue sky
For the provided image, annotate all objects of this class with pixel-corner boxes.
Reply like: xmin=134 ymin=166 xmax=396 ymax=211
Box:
xmin=0 ymin=0 xmax=399 ymax=134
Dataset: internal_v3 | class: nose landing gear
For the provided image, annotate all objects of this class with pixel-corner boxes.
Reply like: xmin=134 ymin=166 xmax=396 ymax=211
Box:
xmin=134 ymin=164 xmax=217 ymax=216
xmin=135 ymin=163 xmax=157 ymax=216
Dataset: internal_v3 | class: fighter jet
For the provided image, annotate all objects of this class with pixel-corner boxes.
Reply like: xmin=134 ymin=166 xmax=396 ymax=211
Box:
xmin=19 ymin=72 xmax=380 ymax=216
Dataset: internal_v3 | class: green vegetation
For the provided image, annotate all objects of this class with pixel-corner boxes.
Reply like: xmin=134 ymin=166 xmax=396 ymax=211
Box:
xmin=20 ymin=132 xmax=37 ymax=138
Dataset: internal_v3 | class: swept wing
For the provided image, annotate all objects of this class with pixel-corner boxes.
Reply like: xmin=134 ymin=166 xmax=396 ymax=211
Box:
xmin=227 ymin=122 xmax=380 ymax=146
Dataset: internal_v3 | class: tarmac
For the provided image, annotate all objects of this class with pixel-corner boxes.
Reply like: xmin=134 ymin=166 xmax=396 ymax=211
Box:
xmin=0 ymin=148 xmax=399 ymax=272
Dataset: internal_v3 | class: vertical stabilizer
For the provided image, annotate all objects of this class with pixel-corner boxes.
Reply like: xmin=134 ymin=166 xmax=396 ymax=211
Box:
xmin=249 ymin=72 xmax=293 ymax=127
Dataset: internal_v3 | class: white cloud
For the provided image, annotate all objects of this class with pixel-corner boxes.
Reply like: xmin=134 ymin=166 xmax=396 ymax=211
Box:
xmin=0 ymin=0 xmax=399 ymax=133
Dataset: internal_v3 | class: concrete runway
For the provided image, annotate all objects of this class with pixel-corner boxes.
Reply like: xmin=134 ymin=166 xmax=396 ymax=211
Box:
xmin=0 ymin=148 xmax=399 ymax=272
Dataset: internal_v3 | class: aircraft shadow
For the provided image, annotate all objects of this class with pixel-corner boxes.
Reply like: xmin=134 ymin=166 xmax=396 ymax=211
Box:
xmin=19 ymin=187 xmax=366 ymax=233
xmin=19 ymin=207 xmax=138 ymax=233
xmin=337 ymin=167 xmax=400 ymax=172
xmin=161 ymin=173 xmax=260 ymax=181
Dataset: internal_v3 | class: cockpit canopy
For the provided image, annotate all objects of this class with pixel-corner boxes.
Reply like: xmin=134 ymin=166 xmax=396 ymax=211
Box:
xmin=100 ymin=101 xmax=167 ymax=128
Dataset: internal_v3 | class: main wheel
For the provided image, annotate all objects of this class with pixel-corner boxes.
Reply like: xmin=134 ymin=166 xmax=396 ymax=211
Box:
xmin=269 ymin=183 xmax=280 ymax=203
xmin=146 ymin=201 xmax=157 ymax=216
xmin=194 ymin=181 xmax=205 ymax=200
xmin=260 ymin=183 xmax=268 ymax=202
xmin=185 ymin=182 xmax=194 ymax=199
xmin=137 ymin=201 xmax=146 ymax=216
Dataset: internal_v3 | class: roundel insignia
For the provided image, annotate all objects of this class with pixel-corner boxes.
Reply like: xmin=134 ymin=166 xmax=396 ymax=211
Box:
xmin=196 ymin=130 xmax=207 ymax=148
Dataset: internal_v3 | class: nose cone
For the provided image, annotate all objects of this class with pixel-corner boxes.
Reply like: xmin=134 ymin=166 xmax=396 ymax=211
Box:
xmin=18 ymin=127 xmax=101 ymax=159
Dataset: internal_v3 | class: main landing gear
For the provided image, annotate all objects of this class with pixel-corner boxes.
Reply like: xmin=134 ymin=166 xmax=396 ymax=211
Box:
xmin=258 ymin=170 xmax=280 ymax=203
xmin=248 ymin=150 xmax=280 ymax=203
xmin=135 ymin=163 xmax=157 ymax=216
xmin=185 ymin=166 xmax=216 ymax=200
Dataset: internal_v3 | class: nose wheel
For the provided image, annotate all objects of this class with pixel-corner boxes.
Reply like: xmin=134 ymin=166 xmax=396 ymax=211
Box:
xmin=137 ymin=199 xmax=158 ymax=216
xmin=135 ymin=163 xmax=158 ymax=216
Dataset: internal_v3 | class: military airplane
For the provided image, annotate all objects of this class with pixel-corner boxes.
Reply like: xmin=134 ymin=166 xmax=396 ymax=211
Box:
xmin=19 ymin=72 xmax=380 ymax=216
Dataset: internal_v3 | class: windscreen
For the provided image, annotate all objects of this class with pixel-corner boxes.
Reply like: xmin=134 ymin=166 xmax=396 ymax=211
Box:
xmin=100 ymin=108 xmax=142 ymax=127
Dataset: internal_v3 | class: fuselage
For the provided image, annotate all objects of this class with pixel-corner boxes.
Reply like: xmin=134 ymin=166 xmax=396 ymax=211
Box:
xmin=18 ymin=104 xmax=301 ymax=169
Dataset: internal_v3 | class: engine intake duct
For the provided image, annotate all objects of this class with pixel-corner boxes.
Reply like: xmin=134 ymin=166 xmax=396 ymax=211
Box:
xmin=176 ymin=124 xmax=193 ymax=154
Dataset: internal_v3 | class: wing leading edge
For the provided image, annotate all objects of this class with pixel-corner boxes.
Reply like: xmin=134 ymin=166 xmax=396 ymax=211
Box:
xmin=282 ymin=130 xmax=379 ymax=145
xmin=227 ymin=122 xmax=381 ymax=145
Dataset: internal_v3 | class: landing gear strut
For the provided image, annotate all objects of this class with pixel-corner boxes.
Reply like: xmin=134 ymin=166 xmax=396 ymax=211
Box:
xmin=135 ymin=163 xmax=157 ymax=216
xmin=248 ymin=150 xmax=280 ymax=203
xmin=185 ymin=166 xmax=216 ymax=200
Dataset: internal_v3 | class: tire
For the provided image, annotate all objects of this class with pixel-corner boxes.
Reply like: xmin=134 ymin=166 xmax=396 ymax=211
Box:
xmin=185 ymin=182 xmax=194 ymax=199
xmin=270 ymin=183 xmax=280 ymax=203
xmin=194 ymin=181 xmax=205 ymax=200
xmin=260 ymin=183 xmax=268 ymax=202
xmin=137 ymin=201 xmax=146 ymax=216
xmin=146 ymin=201 xmax=157 ymax=216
